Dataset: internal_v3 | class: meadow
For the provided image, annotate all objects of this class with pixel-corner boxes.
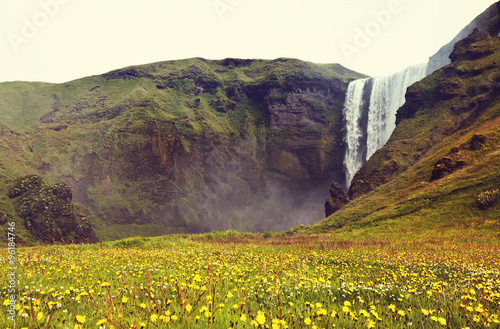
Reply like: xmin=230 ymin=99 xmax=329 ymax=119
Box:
xmin=1 ymin=230 xmax=500 ymax=328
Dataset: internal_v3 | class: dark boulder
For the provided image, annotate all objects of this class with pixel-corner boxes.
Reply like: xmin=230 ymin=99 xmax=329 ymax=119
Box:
xmin=324 ymin=182 xmax=349 ymax=217
xmin=470 ymin=134 xmax=487 ymax=150
xmin=430 ymin=158 xmax=454 ymax=181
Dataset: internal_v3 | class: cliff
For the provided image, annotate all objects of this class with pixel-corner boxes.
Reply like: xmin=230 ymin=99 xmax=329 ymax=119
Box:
xmin=0 ymin=58 xmax=365 ymax=242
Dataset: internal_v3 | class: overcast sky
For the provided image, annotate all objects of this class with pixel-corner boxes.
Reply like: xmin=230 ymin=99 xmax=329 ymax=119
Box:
xmin=0 ymin=0 xmax=498 ymax=83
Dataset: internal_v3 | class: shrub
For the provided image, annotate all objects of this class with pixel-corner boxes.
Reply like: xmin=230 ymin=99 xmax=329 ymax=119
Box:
xmin=477 ymin=189 xmax=499 ymax=210
xmin=261 ymin=231 xmax=274 ymax=238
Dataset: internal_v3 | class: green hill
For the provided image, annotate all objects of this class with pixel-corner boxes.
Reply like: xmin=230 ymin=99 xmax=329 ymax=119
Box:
xmin=0 ymin=58 xmax=364 ymax=243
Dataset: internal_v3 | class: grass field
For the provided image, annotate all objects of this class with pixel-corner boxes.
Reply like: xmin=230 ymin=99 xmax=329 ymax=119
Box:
xmin=1 ymin=229 xmax=499 ymax=328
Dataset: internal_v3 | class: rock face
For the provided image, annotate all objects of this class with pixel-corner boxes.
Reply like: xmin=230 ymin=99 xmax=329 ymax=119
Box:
xmin=0 ymin=58 xmax=365 ymax=237
xmin=324 ymin=183 xmax=349 ymax=217
xmin=449 ymin=28 xmax=495 ymax=62
xmin=8 ymin=175 xmax=97 ymax=244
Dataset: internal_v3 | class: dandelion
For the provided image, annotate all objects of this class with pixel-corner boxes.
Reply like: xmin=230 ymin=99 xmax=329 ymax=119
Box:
xmin=317 ymin=308 xmax=328 ymax=316
xmin=76 ymin=315 xmax=86 ymax=324
xmin=304 ymin=317 xmax=312 ymax=325
xmin=96 ymin=319 xmax=107 ymax=326
xmin=256 ymin=311 xmax=266 ymax=325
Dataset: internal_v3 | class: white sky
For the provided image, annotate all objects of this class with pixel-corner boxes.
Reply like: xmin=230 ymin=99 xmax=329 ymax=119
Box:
xmin=0 ymin=0 xmax=498 ymax=83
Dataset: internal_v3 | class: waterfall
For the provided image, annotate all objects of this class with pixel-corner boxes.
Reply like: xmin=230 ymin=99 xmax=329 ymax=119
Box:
xmin=343 ymin=78 xmax=369 ymax=186
xmin=343 ymin=63 xmax=428 ymax=187
xmin=341 ymin=5 xmax=493 ymax=189
xmin=366 ymin=63 xmax=428 ymax=159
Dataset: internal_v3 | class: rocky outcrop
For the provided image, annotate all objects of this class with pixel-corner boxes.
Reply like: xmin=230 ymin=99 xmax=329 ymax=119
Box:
xmin=429 ymin=156 xmax=469 ymax=181
xmin=449 ymin=28 xmax=495 ymax=62
xmin=470 ymin=134 xmax=487 ymax=150
xmin=430 ymin=158 xmax=454 ymax=181
xmin=324 ymin=183 xmax=349 ymax=217
xmin=8 ymin=175 xmax=97 ymax=244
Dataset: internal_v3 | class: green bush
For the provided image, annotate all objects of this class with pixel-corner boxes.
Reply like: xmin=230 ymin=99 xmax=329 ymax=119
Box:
xmin=261 ymin=231 xmax=274 ymax=238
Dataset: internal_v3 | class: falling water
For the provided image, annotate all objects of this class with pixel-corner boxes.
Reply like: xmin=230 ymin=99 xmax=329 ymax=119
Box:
xmin=366 ymin=63 xmax=428 ymax=159
xmin=343 ymin=63 xmax=428 ymax=187
xmin=343 ymin=78 xmax=369 ymax=187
